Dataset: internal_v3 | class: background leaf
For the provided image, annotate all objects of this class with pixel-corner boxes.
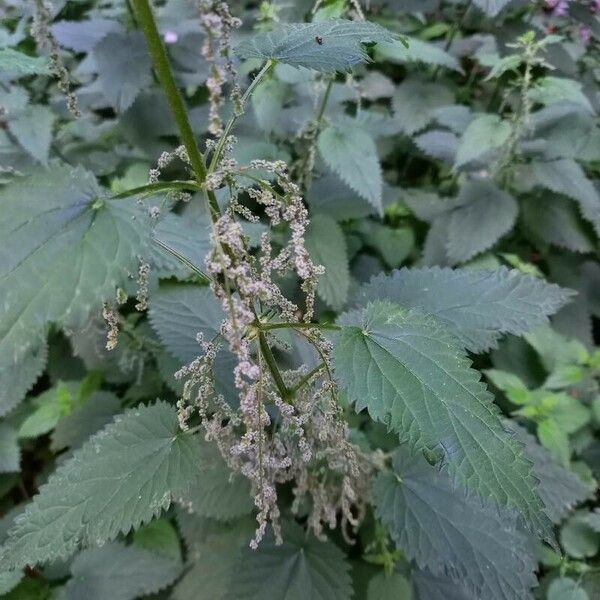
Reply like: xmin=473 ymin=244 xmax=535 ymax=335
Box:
xmin=318 ymin=124 xmax=383 ymax=213
xmin=356 ymin=267 xmax=573 ymax=352
xmin=235 ymin=20 xmax=395 ymax=72
xmin=334 ymin=301 xmax=550 ymax=539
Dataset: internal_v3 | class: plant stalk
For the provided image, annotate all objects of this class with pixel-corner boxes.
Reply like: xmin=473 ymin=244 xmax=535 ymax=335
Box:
xmin=258 ymin=331 xmax=291 ymax=402
xmin=131 ymin=0 xmax=221 ymax=217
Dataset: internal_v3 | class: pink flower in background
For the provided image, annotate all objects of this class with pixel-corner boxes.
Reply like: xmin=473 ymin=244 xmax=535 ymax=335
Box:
xmin=544 ymin=0 xmax=570 ymax=16
xmin=163 ymin=30 xmax=178 ymax=44
xmin=579 ymin=24 xmax=592 ymax=45
xmin=591 ymin=0 xmax=600 ymax=13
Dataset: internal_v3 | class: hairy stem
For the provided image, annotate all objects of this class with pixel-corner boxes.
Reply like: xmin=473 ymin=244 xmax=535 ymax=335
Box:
xmin=291 ymin=362 xmax=326 ymax=394
xmin=260 ymin=321 xmax=340 ymax=332
xmin=111 ymin=180 xmax=200 ymax=200
xmin=208 ymin=59 xmax=275 ymax=173
xmin=258 ymin=331 xmax=291 ymax=402
xmin=131 ymin=0 xmax=221 ymax=217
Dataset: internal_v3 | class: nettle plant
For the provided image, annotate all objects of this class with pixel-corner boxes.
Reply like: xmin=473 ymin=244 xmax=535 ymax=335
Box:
xmin=0 ymin=0 xmax=599 ymax=599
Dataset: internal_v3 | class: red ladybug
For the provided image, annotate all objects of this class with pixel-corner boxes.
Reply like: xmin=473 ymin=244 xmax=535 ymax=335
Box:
xmin=315 ymin=36 xmax=323 ymax=45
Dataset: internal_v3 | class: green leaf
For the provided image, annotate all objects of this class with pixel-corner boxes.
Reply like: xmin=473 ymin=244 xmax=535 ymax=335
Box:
xmin=1 ymin=401 xmax=207 ymax=569
xmin=528 ymin=159 xmax=600 ymax=236
xmin=18 ymin=382 xmax=77 ymax=440
xmin=0 ymin=48 xmax=50 ymax=78
xmin=363 ymin=223 xmax=415 ymax=269
xmin=252 ymin=78 xmax=288 ymax=133
xmin=50 ymin=391 xmax=121 ymax=451
xmin=376 ymin=37 xmax=462 ymax=72
xmin=560 ymin=513 xmax=600 ymax=559
xmin=227 ymin=521 xmax=352 ymax=600
xmin=412 ymin=569 xmax=475 ymax=600
xmin=0 ymin=425 xmax=20 ymax=473
xmin=455 ymin=114 xmax=511 ymax=168
xmin=367 ymin=572 xmax=412 ymax=599
xmin=522 ymin=196 xmax=595 ymax=254
xmin=414 ymin=130 xmax=459 ymax=164
xmin=473 ymin=0 xmax=513 ymax=16
xmin=511 ymin=424 xmax=590 ymax=523
xmin=173 ymin=517 xmax=254 ymax=600
xmin=391 ymin=77 xmax=454 ymax=135
xmin=305 ymin=214 xmax=350 ymax=311
xmin=235 ymin=20 xmax=395 ymax=72
xmin=1 ymin=578 xmax=49 ymax=600
xmin=318 ymin=124 xmax=383 ymax=214
xmin=148 ymin=283 xmax=236 ymax=399
xmin=547 ymin=578 xmax=589 ymax=600
xmin=0 ymin=165 xmax=149 ymax=395
xmin=528 ymin=77 xmax=594 ymax=113
xmin=7 ymin=105 xmax=55 ymax=165
xmin=152 ymin=209 xmax=212 ymax=278
xmin=133 ymin=518 xmax=182 ymax=562
xmin=356 ymin=267 xmax=573 ymax=352
xmin=93 ymin=32 xmax=152 ymax=112
xmin=0 ymin=571 xmax=22 ymax=595
xmin=446 ymin=181 xmax=518 ymax=263
xmin=64 ymin=542 xmax=181 ymax=600
xmin=183 ymin=436 xmax=253 ymax=521
xmin=538 ymin=419 xmax=570 ymax=467
xmin=334 ymin=301 xmax=551 ymax=539
xmin=373 ymin=450 xmax=538 ymax=599
xmin=0 ymin=340 xmax=46 ymax=416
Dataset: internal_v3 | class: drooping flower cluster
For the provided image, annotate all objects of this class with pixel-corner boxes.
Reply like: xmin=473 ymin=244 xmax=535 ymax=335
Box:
xmin=174 ymin=154 xmax=372 ymax=547
xmin=31 ymin=0 xmax=80 ymax=117
xmin=196 ymin=1 xmax=242 ymax=135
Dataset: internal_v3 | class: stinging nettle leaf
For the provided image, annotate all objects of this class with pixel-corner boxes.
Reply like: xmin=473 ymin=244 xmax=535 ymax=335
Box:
xmin=356 ymin=267 xmax=573 ymax=353
xmin=373 ymin=449 xmax=538 ymax=600
xmin=0 ymin=164 xmax=150 ymax=397
xmin=528 ymin=159 xmax=600 ymax=237
xmin=318 ymin=124 xmax=383 ymax=213
xmin=391 ymin=77 xmax=454 ymax=136
xmin=446 ymin=181 xmax=518 ymax=263
xmin=521 ymin=195 xmax=595 ymax=254
xmin=455 ymin=114 xmax=511 ymax=168
xmin=472 ymin=0 xmax=514 ymax=16
xmin=93 ymin=31 xmax=152 ymax=112
xmin=235 ymin=20 xmax=396 ymax=73
xmin=182 ymin=437 xmax=253 ymax=521
xmin=0 ymin=340 xmax=47 ymax=417
xmin=376 ymin=36 xmax=463 ymax=72
xmin=0 ymin=425 xmax=20 ymax=474
xmin=226 ymin=520 xmax=352 ymax=600
xmin=333 ymin=301 xmax=551 ymax=540
xmin=149 ymin=283 xmax=236 ymax=399
xmin=0 ymin=48 xmax=50 ymax=78
xmin=64 ymin=542 xmax=181 ymax=600
xmin=509 ymin=423 xmax=591 ymax=524
xmin=305 ymin=213 xmax=350 ymax=311
xmin=7 ymin=104 xmax=55 ymax=165
xmin=0 ymin=401 xmax=207 ymax=570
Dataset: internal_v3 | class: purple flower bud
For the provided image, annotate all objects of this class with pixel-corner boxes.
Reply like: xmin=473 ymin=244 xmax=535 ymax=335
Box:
xmin=163 ymin=30 xmax=178 ymax=44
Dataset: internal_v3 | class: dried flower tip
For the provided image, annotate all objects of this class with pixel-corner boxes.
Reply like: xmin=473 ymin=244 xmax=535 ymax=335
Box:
xmin=102 ymin=303 xmax=120 ymax=351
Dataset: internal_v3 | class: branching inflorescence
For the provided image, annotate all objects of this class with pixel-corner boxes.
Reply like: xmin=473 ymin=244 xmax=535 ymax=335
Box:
xmin=130 ymin=0 xmax=373 ymax=548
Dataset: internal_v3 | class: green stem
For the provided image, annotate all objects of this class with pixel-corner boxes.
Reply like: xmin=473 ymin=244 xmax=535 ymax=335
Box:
xmin=131 ymin=0 xmax=220 ymax=217
xmin=259 ymin=321 xmax=340 ymax=332
xmin=152 ymin=238 xmax=211 ymax=283
xmin=208 ymin=60 xmax=275 ymax=173
xmin=444 ymin=0 xmax=472 ymax=52
xmin=315 ymin=78 xmax=334 ymax=125
xmin=258 ymin=331 xmax=291 ymax=402
xmin=290 ymin=362 xmax=326 ymax=394
xmin=111 ymin=180 xmax=200 ymax=200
